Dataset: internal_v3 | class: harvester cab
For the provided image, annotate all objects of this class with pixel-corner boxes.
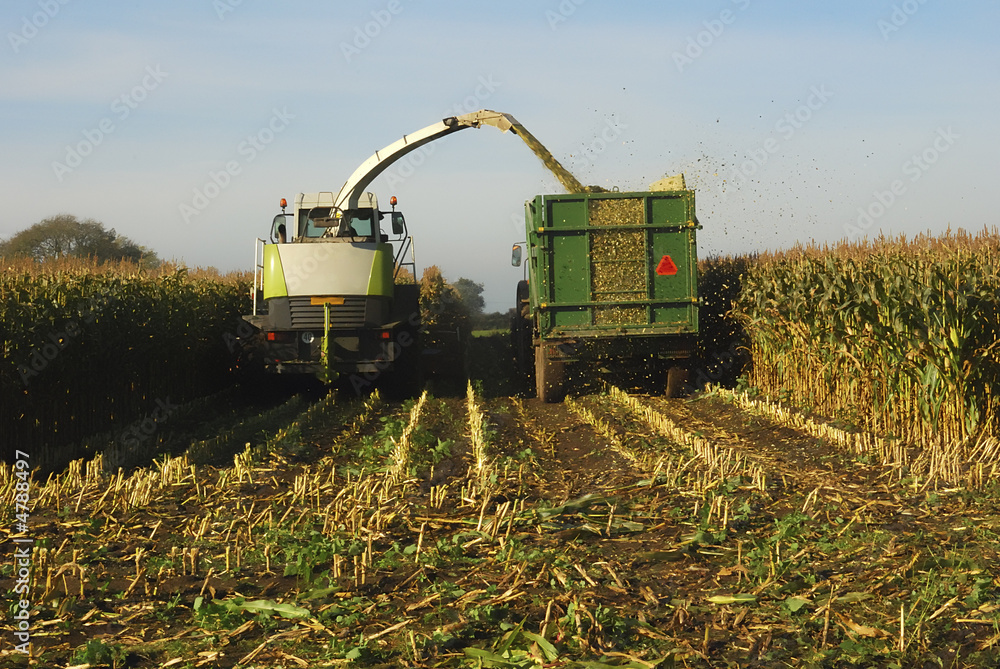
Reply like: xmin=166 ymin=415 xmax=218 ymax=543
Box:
xmin=243 ymin=188 xmax=417 ymax=388
xmin=270 ymin=193 xmax=383 ymax=242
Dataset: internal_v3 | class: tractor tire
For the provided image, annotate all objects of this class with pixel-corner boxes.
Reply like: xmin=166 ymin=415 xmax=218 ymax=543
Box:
xmin=535 ymin=344 xmax=566 ymax=403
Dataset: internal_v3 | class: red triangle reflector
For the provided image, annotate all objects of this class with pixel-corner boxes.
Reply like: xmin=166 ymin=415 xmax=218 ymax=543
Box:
xmin=656 ymin=255 xmax=678 ymax=276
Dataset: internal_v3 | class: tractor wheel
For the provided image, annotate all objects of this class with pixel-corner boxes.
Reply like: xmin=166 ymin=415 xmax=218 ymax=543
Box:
xmin=535 ymin=344 xmax=566 ymax=403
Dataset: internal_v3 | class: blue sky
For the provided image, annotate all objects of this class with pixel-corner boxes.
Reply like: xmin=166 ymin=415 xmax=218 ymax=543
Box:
xmin=2 ymin=0 xmax=997 ymax=311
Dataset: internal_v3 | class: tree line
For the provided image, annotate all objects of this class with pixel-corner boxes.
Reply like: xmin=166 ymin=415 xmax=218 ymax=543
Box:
xmin=0 ymin=215 xmax=160 ymax=267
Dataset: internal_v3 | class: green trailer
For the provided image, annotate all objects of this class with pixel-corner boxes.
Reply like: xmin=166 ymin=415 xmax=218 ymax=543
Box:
xmin=511 ymin=186 xmax=700 ymax=401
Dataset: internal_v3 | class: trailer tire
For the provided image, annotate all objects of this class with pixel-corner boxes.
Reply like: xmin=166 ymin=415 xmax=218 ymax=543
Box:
xmin=535 ymin=345 xmax=566 ymax=403
xmin=665 ymin=366 xmax=689 ymax=399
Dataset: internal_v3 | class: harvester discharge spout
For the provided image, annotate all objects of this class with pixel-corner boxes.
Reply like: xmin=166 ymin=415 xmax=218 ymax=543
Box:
xmin=333 ymin=109 xmax=584 ymax=212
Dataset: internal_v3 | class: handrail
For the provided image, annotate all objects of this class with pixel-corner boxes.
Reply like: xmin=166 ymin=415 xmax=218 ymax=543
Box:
xmin=253 ymin=238 xmax=266 ymax=315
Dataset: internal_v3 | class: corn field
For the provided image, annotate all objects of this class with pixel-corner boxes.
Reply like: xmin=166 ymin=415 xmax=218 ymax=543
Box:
xmin=7 ymin=230 xmax=1000 ymax=666
xmin=724 ymin=229 xmax=1000 ymax=453
xmin=0 ymin=257 xmax=251 ymax=471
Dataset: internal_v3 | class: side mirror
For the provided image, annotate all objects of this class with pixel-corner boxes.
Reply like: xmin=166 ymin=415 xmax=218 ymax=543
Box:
xmin=271 ymin=213 xmax=290 ymax=243
xmin=511 ymin=244 xmax=523 ymax=267
xmin=391 ymin=212 xmax=405 ymax=235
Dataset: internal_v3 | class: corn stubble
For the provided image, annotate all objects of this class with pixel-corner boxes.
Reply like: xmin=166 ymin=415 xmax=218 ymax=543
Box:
xmin=0 ymin=382 xmax=556 ymax=662
xmin=7 ymin=360 xmax=1000 ymax=664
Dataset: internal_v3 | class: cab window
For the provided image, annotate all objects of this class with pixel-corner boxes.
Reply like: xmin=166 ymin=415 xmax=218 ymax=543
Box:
xmin=338 ymin=210 xmax=376 ymax=238
xmin=299 ymin=207 xmax=332 ymax=238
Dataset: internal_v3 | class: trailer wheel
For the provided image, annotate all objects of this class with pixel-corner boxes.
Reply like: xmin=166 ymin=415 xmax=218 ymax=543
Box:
xmin=665 ymin=366 xmax=689 ymax=399
xmin=535 ymin=345 xmax=566 ymax=403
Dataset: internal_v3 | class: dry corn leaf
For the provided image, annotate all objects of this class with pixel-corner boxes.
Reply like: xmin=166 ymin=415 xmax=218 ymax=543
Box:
xmin=836 ymin=613 xmax=890 ymax=638
xmin=707 ymin=594 xmax=757 ymax=605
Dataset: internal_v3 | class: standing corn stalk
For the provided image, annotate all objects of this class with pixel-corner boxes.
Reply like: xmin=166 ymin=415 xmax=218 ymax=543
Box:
xmin=732 ymin=230 xmax=1000 ymax=456
xmin=0 ymin=257 xmax=251 ymax=471
xmin=465 ymin=382 xmax=494 ymax=499
xmin=384 ymin=390 xmax=429 ymax=490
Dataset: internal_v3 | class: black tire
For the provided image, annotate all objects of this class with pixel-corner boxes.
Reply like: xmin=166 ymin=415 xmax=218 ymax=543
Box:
xmin=384 ymin=327 xmax=424 ymax=399
xmin=535 ymin=344 xmax=566 ymax=403
xmin=512 ymin=280 xmax=533 ymax=387
xmin=665 ymin=366 xmax=689 ymax=398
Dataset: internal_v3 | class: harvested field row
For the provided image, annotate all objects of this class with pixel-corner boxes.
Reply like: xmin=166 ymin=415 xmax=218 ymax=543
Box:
xmin=4 ymin=382 xmax=1000 ymax=667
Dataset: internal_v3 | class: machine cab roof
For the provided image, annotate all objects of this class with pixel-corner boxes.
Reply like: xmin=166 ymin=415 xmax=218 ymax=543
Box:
xmin=283 ymin=192 xmax=382 ymax=243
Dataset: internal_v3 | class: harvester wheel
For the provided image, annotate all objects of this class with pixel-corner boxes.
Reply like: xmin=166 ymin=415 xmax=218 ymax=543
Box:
xmin=386 ymin=327 xmax=423 ymax=399
xmin=535 ymin=345 xmax=566 ymax=403
xmin=512 ymin=280 xmax=533 ymax=384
